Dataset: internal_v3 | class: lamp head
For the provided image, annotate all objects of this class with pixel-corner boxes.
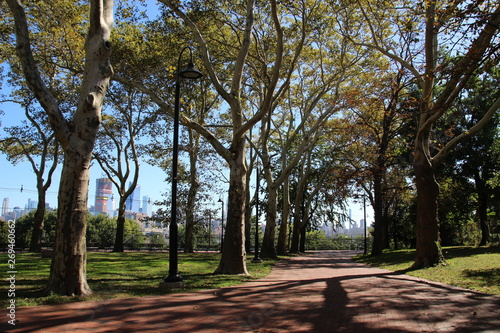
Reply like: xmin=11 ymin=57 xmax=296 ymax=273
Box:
xmin=180 ymin=62 xmax=203 ymax=79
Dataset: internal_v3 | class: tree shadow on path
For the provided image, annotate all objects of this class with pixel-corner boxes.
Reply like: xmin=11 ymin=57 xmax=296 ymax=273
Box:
xmin=2 ymin=251 xmax=499 ymax=332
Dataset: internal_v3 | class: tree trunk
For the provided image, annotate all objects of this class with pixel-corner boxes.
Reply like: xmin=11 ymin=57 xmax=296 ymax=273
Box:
xmin=289 ymin=187 xmax=304 ymax=254
xmin=214 ymin=139 xmax=248 ymax=275
xmin=371 ymin=170 xmax=388 ymax=256
xmin=7 ymin=0 xmax=114 ymax=297
xmin=477 ymin=191 xmax=490 ymax=246
xmin=289 ymin=166 xmax=307 ymax=254
xmin=244 ymin=167 xmax=252 ymax=253
xmin=46 ymin=152 xmax=92 ymax=296
xmin=413 ymin=151 xmax=444 ymax=268
xmin=299 ymin=222 xmax=306 ymax=253
xmin=29 ymin=190 xmax=46 ymax=252
xmin=475 ymin=174 xmax=490 ymax=246
xmin=184 ymin=156 xmax=199 ymax=253
xmin=113 ymin=198 xmax=127 ymax=252
xmin=289 ymin=218 xmax=300 ymax=254
xmin=261 ymin=184 xmax=278 ymax=258
xmin=277 ymin=177 xmax=290 ymax=255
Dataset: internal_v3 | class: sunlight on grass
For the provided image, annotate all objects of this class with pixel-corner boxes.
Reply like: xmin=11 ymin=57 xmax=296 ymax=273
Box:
xmin=0 ymin=252 xmax=276 ymax=307
xmin=354 ymin=246 xmax=500 ymax=295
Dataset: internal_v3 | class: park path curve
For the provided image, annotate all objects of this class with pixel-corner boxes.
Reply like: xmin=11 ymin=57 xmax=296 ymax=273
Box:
xmin=2 ymin=250 xmax=499 ymax=332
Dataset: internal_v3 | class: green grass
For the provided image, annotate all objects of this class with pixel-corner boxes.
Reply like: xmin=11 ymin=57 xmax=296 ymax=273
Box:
xmin=354 ymin=246 xmax=500 ymax=295
xmin=0 ymin=252 xmax=276 ymax=307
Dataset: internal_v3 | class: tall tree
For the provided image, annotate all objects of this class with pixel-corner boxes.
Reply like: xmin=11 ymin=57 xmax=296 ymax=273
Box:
xmin=6 ymin=0 xmax=114 ymax=295
xmin=344 ymin=0 xmax=500 ymax=267
xmin=343 ymin=67 xmax=414 ymax=255
xmin=165 ymin=0 xmax=261 ymax=274
xmin=0 ymin=99 xmax=60 ymax=252
xmin=288 ymin=119 xmax=352 ymax=253
xmin=93 ymin=86 xmax=156 ymax=252
xmin=247 ymin=0 xmax=366 ymax=258
xmin=182 ymin=80 xmax=221 ymax=253
xmin=121 ymin=0 xmax=284 ymax=274
xmin=441 ymin=68 xmax=500 ymax=246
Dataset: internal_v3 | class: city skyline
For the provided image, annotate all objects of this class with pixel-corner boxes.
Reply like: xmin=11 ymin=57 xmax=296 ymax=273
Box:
xmin=0 ymin=156 xmax=169 ymax=213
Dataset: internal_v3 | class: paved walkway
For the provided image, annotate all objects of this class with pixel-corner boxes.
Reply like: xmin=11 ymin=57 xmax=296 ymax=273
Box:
xmin=2 ymin=251 xmax=499 ymax=332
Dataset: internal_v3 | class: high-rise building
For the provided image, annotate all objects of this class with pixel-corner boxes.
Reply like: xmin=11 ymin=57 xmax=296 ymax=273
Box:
xmin=2 ymin=198 xmax=8 ymax=216
xmin=142 ymin=195 xmax=151 ymax=215
xmin=95 ymin=178 xmax=113 ymax=214
xmin=126 ymin=183 xmax=141 ymax=213
xmin=27 ymin=198 xmax=38 ymax=211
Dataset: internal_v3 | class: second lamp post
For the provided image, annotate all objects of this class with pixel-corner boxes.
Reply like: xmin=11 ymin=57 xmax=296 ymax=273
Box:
xmin=163 ymin=46 xmax=203 ymax=286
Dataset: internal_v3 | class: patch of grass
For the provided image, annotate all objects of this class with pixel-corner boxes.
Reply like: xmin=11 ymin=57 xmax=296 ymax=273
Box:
xmin=0 ymin=252 xmax=276 ymax=307
xmin=354 ymin=246 xmax=500 ymax=295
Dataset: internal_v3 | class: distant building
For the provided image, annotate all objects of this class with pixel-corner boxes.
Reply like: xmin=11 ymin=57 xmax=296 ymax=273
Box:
xmin=142 ymin=195 xmax=151 ymax=215
xmin=27 ymin=198 xmax=37 ymax=210
xmin=2 ymin=198 xmax=8 ymax=216
xmin=95 ymin=178 xmax=113 ymax=214
xmin=126 ymin=183 xmax=141 ymax=213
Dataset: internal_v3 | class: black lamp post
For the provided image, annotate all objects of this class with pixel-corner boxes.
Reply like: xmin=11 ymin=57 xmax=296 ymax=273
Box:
xmin=363 ymin=195 xmax=367 ymax=255
xmin=218 ymin=198 xmax=224 ymax=252
xmin=252 ymin=166 xmax=262 ymax=263
xmin=164 ymin=46 xmax=203 ymax=285
xmin=208 ymin=209 xmax=212 ymax=251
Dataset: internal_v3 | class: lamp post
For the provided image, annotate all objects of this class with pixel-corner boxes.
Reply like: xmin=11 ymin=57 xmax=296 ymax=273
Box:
xmin=363 ymin=195 xmax=367 ymax=255
xmin=208 ymin=209 xmax=212 ymax=251
xmin=218 ymin=198 xmax=224 ymax=252
xmin=252 ymin=166 xmax=262 ymax=263
xmin=163 ymin=46 xmax=203 ymax=287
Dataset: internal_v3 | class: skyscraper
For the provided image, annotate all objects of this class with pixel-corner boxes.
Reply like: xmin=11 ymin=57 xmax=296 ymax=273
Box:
xmin=126 ymin=183 xmax=141 ymax=213
xmin=95 ymin=178 xmax=113 ymax=214
xmin=142 ymin=195 xmax=151 ymax=215
xmin=2 ymin=198 xmax=8 ymax=216
xmin=27 ymin=198 xmax=38 ymax=210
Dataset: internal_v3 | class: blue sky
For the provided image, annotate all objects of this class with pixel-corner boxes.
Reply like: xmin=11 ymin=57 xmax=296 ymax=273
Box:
xmin=0 ymin=0 xmax=371 ymax=225
xmin=0 ymin=149 xmax=170 ymax=212
xmin=0 ymin=0 xmax=190 ymax=212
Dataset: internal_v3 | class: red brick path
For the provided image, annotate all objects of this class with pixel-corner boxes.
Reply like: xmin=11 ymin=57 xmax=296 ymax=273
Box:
xmin=2 ymin=251 xmax=499 ymax=332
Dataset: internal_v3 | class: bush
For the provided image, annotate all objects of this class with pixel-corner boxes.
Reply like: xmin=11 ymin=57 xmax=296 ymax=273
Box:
xmin=5 ymin=211 xmax=144 ymax=249
xmin=86 ymin=214 xmax=116 ymax=248
xmin=2 ymin=210 xmax=57 ymax=248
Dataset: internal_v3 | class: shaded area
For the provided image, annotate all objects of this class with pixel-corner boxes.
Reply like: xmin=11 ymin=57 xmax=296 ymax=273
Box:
xmin=464 ymin=268 xmax=500 ymax=288
xmin=441 ymin=246 xmax=500 ymax=260
xmin=0 ymin=252 xmax=274 ymax=308
xmin=2 ymin=251 xmax=499 ymax=332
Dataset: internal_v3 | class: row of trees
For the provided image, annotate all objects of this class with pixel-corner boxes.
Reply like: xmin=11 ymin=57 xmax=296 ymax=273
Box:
xmin=1 ymin=0 xmax=499 ymax=296
xmin=0 ymin=210 xmax=144 ymax=250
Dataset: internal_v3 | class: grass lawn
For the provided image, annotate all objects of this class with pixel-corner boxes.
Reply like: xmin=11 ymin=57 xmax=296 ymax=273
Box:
xmin=0 ymin=251 xmax=276 ymax=308
xmin=353 ymin=246 xmax=500 ymax=295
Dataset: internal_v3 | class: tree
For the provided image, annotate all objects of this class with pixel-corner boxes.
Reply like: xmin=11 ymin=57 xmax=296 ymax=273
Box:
xmin=440 ymin=68 xmax=500 ymax=246
xmin=167 ymin=0 xmax=283 ymax=274
xmin=0 ymin=99 xmax=60 ymax=252
xmin=119 ymin=0 xmax=283 ymax=274
xmin=343 ymin=67 xmax=414 ymax=255
xmin=93 ymin=86 xmax=157 ymax=252
xmin=5 ymin=0 xmax=114 ymax=295
xmin=288 ymin=120 xmax=353 ymax=253
xmin=344 ymin=0 xmax=500 ymax=267
xmin=7 ymin=209 xmax=57 ymax=248
xmin=182 ymin=80 xmax=221 ymax=253
xmin=240 ymin=0 xmax=367 ymax=258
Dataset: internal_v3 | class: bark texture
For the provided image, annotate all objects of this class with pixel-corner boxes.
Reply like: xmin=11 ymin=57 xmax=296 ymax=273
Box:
xmin=214 ymin=139 xmax=249 ymax=275
xmin=7 ymin=0 xmax=114 ymax=296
